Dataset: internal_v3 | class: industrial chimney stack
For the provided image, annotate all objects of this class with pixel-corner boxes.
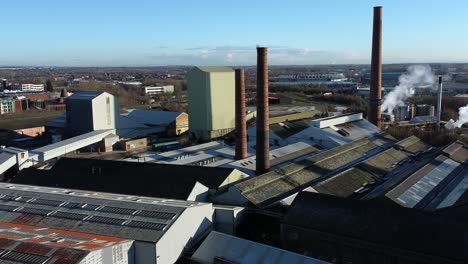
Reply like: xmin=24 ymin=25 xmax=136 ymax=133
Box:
xmin=368 ymin=6 xmax=382 ymax=128
xmin=235 ymin=69 xmax=247 ymax=160
xmin=436 ymin=76 xmax=443 ymax=131
xmin=256 ymin=47 xmax=270 ymax=174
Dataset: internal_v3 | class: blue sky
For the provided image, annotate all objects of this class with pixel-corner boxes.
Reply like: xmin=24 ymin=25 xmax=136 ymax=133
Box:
xmin=1 ymin=0 xmax=467 ymax=66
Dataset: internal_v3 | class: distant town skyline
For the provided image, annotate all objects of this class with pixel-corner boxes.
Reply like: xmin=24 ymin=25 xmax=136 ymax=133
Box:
xmin=2 ymin=0 xmax=468 ymax=66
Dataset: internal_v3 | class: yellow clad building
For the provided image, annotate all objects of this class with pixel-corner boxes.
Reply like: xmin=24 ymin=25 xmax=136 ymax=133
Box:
xmin=187 ymin=66 xmax=235 ymax=141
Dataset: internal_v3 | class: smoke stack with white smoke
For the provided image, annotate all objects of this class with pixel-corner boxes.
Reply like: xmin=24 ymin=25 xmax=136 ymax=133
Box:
xmin=454 ymin=105 xmax=468 ymax=128
xmin=381 ymin=65 xmax=436 ymax=114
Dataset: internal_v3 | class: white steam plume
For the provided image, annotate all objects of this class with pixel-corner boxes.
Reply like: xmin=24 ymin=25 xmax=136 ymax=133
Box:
xmin=454 ymin=105 xmax=468 ymax=128
xmin=381 ymin=65 xmax=436 ymax=114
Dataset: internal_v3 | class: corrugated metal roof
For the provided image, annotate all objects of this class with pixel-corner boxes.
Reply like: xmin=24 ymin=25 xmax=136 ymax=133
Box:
xmin=312 ymin=136 xmax=429 ymax=198
xmin=0 ymin=222 xmax=128 ymax=250
xmin=192 ymin=231 xmax=329 ymax=264
xmin=236 ymin=135 xmax=396 ymax=207
xmin=122 ymin=109 xmax=183 ymax=126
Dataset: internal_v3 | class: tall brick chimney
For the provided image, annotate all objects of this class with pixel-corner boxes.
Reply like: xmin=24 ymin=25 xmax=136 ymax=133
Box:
xmin=368 ymin=6 xmax=382 ymax=128
xmin=235 ymin=69 xmax=247 ymax=160
xmin=256 ymin=47 xmax=270 ymax=174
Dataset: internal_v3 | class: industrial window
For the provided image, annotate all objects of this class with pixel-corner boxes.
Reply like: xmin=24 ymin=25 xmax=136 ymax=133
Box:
xmin=106 ymin=97 xmax=111 ymax=125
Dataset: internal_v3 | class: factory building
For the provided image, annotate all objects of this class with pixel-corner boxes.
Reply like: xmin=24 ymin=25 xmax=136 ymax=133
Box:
xmin=0 ymin=97 xmax=15 ymax=114
xmin=48 ymin=92 xmax=188 ymax=139
xmin=258 ymin=113 xmax=381 ymax=150
xmin=281 ymin=192 xmax=467 ymax=264
xmin=14 ymin=157 xmax=247 ymax=202
xmin=143 ymin=85 xmax=174 ymax=95
xmin=65 ymin=91 xmax=119 ymax=135
xmin=187 ymin=66 xmax=235 ymax=141
xmin=0 ymin=222 xmax=133 ymax=264
xmin=21 ymin=83 xmax=45 ymax=92
xmin=0 ymin=183 xmax=214 ymax=264
xmin=232 ymin=135 xmax=432 ymax=208
xmin=415 ymin=104 xmax=435 ymax=117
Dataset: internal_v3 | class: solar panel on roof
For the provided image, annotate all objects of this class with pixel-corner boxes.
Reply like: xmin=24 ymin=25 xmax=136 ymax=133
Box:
xmin=81 ymin=204 xmax=100 ymax=210
xmin=0 ymin=195 xmax=17 ymax=201
xmin=88 ymin=215 xmax=125 ymax=225
xmin=1 ymin=250 xmax=50 ymax=264
xmin=52 ymin=211 xmax=87 ymax=220
xmin=15 ymin=196 xmax=33 ymax=202
xmin=30 ymin=198 xmax=63 ymax=207
xmin=136 ymin=210 xmax=176 ymax=220
xmin=19 ymin=207 xmax=52 ymax=216
xmin=126 ymin=220 xmax=166 ymax=231
xmin=60 ymin=202 xmax=81 ymax=208
xmin=99 ymin=206 xmax=136 ymax=215
xmin=0 ymin=204 xmax=17 ymax=212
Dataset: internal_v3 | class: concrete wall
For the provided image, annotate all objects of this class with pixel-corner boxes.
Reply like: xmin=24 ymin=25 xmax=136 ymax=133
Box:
xmin=121 ymin=138 xmax=147 ymax=151
xmin=312 ymin=113 xmax=363 ymax=129
xmin=134 ymin=241 xmax=156 ymax=264
xmin=79 ymin=241 xmax=134 ymax=264
xmin=92 ymin=93 xmax=117 ymax=131
xmin=156 ymin=204 xmax=213 ymax=264
xmin=187 ymin=68 xmax=210 ymax=139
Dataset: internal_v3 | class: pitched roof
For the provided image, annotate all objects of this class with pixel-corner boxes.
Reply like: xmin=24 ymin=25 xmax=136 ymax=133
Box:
xmin=122 ymin=109 xmax=183 ymax=126
xmin=67 ymin=91 xmax=104 ymax=100
xmin=0 ymin=183 xmax=207 ymax=243
xmin=235 ymin=134 xmax=396 ymax=207
xmin=14 ymin=157 xmax=237 ymax=200
xmin=284 ymin=192 xmax=467 ymax=262
xmin=192 ymin=231 xmax=329 ymax=264
xmin=310 ymin=136 xmax=429 ymax=198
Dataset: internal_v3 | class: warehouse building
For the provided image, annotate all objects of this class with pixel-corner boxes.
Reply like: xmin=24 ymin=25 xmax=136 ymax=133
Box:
xmin=0 ymin=183 xmax=214 ymax=264
xmin=14 ymin=157 xmax=247 ymax=202
xmin=0 ymin=222 xmax=133 ymax=264
xmin=281 ymin=192 xmax=467 ymax=264
xmin=143 ymin=85 xmax=174 ymax=95
xmin=120 ymin=109 xmax=188 ymax=137
xmin=187 ymin=66 xmax=235 ymax=141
